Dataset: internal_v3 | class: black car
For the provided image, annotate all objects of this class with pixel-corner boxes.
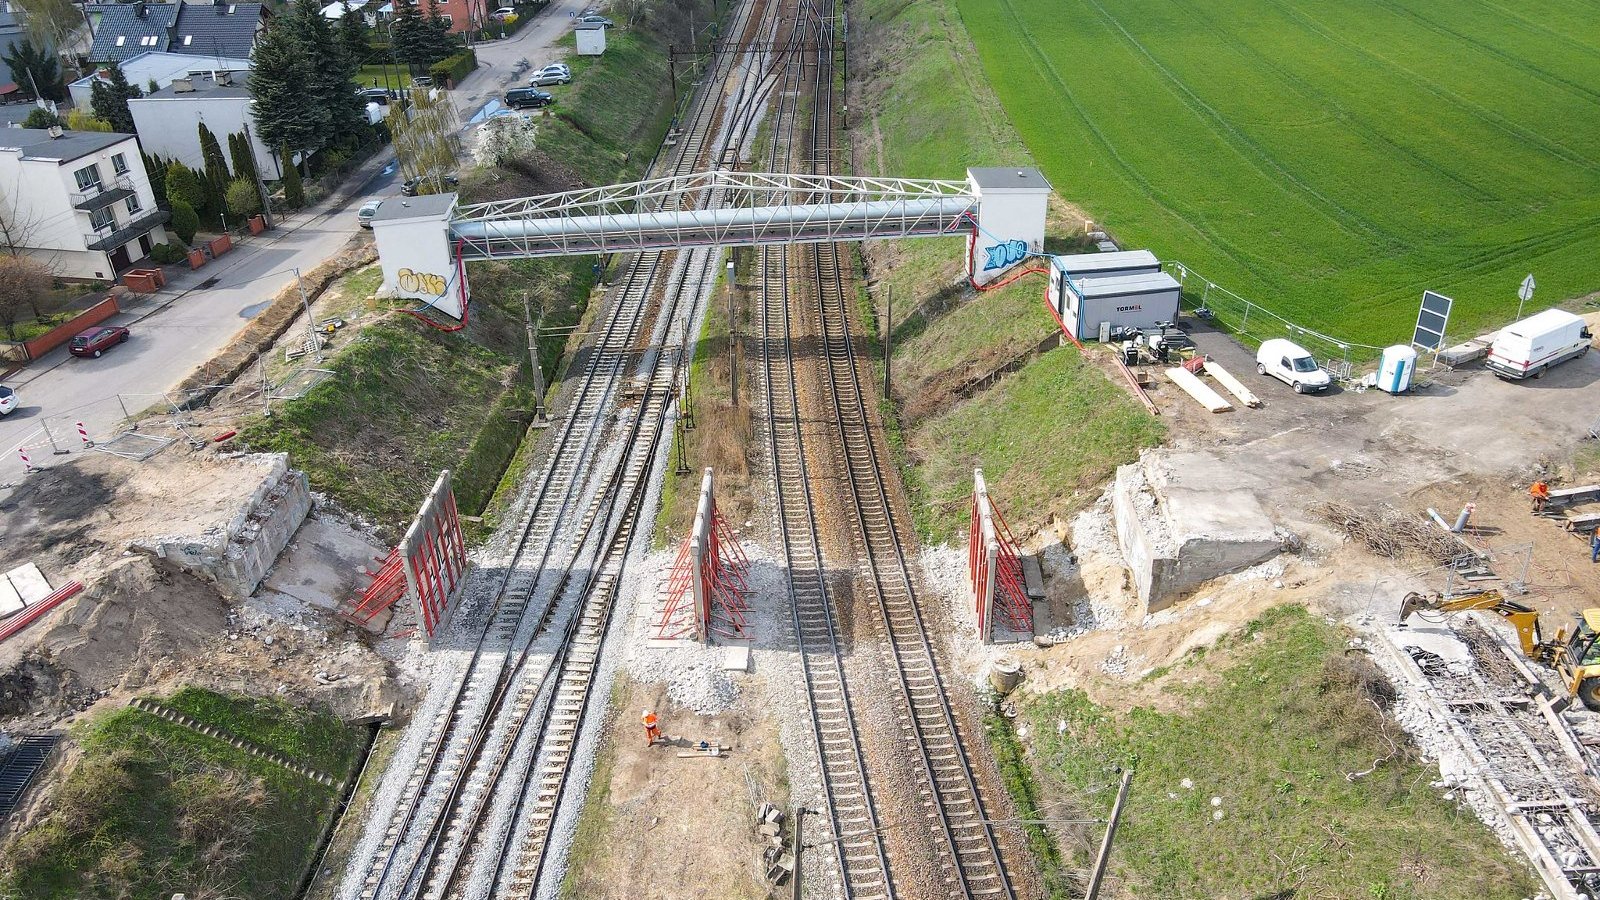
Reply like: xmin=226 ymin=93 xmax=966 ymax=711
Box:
xmin=357 ymin=87 xmax=394 ymax=105
xmin=505 ymin=87 xmax=554 ymax=109
xmin=401 ymin=174 xmax=460 ymax=196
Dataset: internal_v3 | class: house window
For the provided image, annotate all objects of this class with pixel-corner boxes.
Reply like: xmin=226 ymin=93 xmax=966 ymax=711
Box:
xmin=89 ymin=206 xmax=116 ymax=232
xmin=111 ymin=153 xmax=128 ymax=175
xmin=125 ymin=194 xmax=142 ymax=215
xmin=182 ymin=35 xmax=192 ymax=45
xmin=115 ymin=35 xmax=125 ymax=46
xmin=73 ymin=164 xmax=101 ymax=192
xmin=439 ymin=13 xmax=453 ymax=26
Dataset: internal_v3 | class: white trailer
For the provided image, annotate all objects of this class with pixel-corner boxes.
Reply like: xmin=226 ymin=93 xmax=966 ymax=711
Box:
xmin=1486 ymin=309 xmax=1593 ymax=380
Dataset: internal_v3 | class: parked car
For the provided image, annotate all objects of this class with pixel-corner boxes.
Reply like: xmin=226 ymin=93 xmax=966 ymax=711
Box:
xmin=490 ymin=5 xmax=516 ymax=17
xmin=1486 ymin=308 xmax=1593 ymax=380
xmin=505 ymin=87 xmax=554 ymax=109
xmin=69 ymin=325 xmax=130 ymax=359
xmin=358 ymin=199 xmax=382 ymax=228
xmin=529 ymin=64 xmax=571 ymax=86
xmin=401 ymin=174 xmax=459 ymax=196
xmin=357 ymin=87 xmax=392 ymax=105
xmin=577 ymin=14 xmax=613 ymax=26
xmin=0 ymin=384 xmax=15 ymax=417
xmin=1255 ymin=338 xmax=1329 ymax=393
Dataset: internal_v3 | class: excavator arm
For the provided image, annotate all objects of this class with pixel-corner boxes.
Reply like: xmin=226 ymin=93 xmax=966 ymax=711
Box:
xmin=1398 ymin=590 xmax=1546 ymax=658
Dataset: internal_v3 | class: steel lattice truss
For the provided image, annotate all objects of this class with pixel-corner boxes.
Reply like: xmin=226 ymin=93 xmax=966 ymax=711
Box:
xmin=449 ymin=170 xmax=976 ymax=259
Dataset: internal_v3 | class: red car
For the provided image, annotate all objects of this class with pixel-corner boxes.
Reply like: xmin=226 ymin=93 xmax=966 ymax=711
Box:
xmin=69 ymin=325 xmax=129 ymax=358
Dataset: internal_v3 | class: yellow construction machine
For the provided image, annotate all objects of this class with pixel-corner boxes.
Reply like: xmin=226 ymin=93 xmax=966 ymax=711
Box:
xmin=1399 ymin=590 xmax=1600 ymax=710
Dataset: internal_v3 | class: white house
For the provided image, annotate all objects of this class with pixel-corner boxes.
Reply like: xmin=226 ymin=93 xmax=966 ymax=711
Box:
xmin=0 ymin=128 xmax=169 ymax=279
xmin=68 ymin=50 xmax=253 ymax=109
xmin=127 ymin=73 xmax=281 ymax=181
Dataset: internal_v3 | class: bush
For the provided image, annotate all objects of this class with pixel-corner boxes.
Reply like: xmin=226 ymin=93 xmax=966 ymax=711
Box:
xmin=148 ymin=242 xmax=188 ymax=264
xmin=165 ymin=163 xmax=209 ymax=213
xmin=226 ymin=178 xmax=261 ymax=219
xmin=280 ymin=147 xmax=305 ymax=209
xmin=169 ymin=199 xmax=199 ymax=244
xmin=428 ymin=49 xmax=478 ymax=88
xmin=23 ymin=108 xmax=62 ymax=129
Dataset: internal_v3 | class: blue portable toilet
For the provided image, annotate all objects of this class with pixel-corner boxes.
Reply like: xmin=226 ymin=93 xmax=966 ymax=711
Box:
xmin=1378 ymin=345 xmax=1417 ymax=394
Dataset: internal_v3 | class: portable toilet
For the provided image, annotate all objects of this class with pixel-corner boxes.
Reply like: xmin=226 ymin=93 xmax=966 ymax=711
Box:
xmin=1377 ymin=344 xmax=1417 ymax=394
xmin=576 ymin=22 xmax=606 ymax=55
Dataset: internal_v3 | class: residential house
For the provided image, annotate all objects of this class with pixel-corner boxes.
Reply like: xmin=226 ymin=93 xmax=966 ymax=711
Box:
xmin=86 ymin=0 xmax=267 ymax=65
xmin=68 ymin=49 xmax=252 ymax=108
xmin=0 ymin=128 xmax=169 ymax=279
xmin=127 ymin=72 xmax=281 ymax=181
xmin=432 ymin=0 xmax=487 ymax=35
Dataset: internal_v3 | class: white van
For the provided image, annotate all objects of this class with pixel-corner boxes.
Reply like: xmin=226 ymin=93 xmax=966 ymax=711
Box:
xmin=1256 ymin=338 xmax=1331 ymax=393
xmin=1486 ymin=309 xmax=1592 ymax=380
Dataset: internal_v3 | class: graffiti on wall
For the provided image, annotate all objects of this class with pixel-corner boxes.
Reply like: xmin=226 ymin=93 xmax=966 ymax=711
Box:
xmin=397 ymin=267 xmax=448 ymax=296
xmin=983 ymin=239 xmax=1028 ymax=271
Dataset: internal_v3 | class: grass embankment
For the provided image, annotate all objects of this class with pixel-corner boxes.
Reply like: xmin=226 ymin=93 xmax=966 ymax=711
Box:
xmin=0 ymin=688 xmax=363 ymax=900
xmin=954 ymin=0 xmax=1600 ymax=346
xmin=855 ymin=0 xmax=1161 ymax=542
xmin=1014 ymin=606 xmax=1540 ymax=897
xmin=243 ymin=16 xmax=686 ymax=535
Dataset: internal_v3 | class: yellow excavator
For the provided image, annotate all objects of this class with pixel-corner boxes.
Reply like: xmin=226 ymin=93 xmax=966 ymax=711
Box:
xmin=1399 ymin=590 xmax=1600 ymax=710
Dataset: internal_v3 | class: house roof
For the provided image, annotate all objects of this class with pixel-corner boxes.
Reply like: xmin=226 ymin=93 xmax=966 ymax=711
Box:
xmin=371 ymin=193 xmax=456 ymax=224
xmin=967 ymin=167 xmax=1051 ymax=192
xmin=87 ymin=2 xmax=182 ymax=63
xmin=87 ymin=1 xmax=263 ymax=63
xmin=0 ymin=127 xmax=135 ymax=164
xmin=173 ymin=2 xmax=264 ymax=59
xmin=137 ymin=76 xmax=251 ymax=100
xmin=69 ymin=50 xmax=252 ymax=94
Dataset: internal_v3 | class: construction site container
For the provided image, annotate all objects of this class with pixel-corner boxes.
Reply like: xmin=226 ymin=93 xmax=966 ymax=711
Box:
xmin=1377 ymin=345 xmax=1416 ymax=394
xmin=1050 ymin=249 xmax=1161 ymax=282
xmin=1049 ymin=266 xmax=1181 ymax=341
xmin=1486 ymin=309 xmax=1593 ymax=380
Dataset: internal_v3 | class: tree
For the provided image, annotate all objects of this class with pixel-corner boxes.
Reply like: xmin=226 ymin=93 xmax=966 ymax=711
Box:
xmin=14 ymin=0 xmax=84 ymax=73
xmin=169 ymin=199 xmax=199 ymax=244
xmin=0 ymin=255 xmax=52 ymax=341
xmin=89 ymin=64 xmax=142 ymax=134
xmin=338 ymin=2 xmax=371 ymax=67
xmin=419 ymin=0 xmax=459 ymax=68
xmin=248 ymin=18 xmax=318 ymax=157
xmin=389 ymin=0 xmax=425 ymax=69
xmin=22 ymin=108 xmax=62 ymax=129
xmin=280 ymin=146 xmax=304 ymax=207
xmin=2 ymin=39 xmax=63 ymax=102
xmin=143 ymin=153 xmax=169 ymax=209
xmin=198 ymin=123 xmax=231 ymax=222
xmin=285 ymin=0 xmax=364 ymax=147
xmin=165 ymin=162 xmax=209 ymax=214
xmin=226 ymin=179 xmax=261 ymax=219
xmin=65 ymin=108 xmax=111 ymax=131
xmin=227 ymin=133 xmax=259 ymax=184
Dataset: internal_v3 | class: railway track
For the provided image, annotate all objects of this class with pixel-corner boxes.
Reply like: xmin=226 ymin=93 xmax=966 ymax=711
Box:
xmin=756 ymin=11 xmax=894 ymax=898
xmin=773 ymin=0 xmax=1016 ymax=895
xmin=342 ymin=0 xmax=808 ymax=896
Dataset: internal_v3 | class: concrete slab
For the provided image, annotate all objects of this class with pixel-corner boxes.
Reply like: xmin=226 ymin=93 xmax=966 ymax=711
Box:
xmin=258 ymin=516 xmax=388 ymax=612
xmin=4 ymin=563 xmax=52 ymax=605
xmin=1113 ymin=449 xmax=1282 ymax=611
xmin=0 ymin=581 xmax=21 ymax=619
xmin=723 ymin=644 xmax=751 ymax=672
xmin=1387 ymin=622 xmax=1473 ymax=665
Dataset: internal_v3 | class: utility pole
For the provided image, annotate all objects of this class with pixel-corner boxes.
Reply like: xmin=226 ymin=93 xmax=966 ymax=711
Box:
xmin=726 ymin=259 xmax=737 ymax=408
xmin=522 ymin=292 xmax=547 ymax=426
xmin=260 ymin=355 xmax=271 ymax=417
xmin=293 ymin=267 xmax=321 ymax=361
xmin=1085 ymin=768 xmax=1135 ymax=900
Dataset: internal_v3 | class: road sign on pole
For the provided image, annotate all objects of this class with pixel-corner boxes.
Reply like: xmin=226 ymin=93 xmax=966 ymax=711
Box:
xmin=1517 ymin=273 xmax=1536 ymax=320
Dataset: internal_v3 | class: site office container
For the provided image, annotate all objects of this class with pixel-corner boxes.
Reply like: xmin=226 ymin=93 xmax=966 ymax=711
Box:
xmin=1048 ymin=260 xmax=1180 ymax=341
xmin=1486 ymin=309 xmax=1593 ymax=379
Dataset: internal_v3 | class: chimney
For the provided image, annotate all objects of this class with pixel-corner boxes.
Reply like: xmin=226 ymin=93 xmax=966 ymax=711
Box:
xmin=215 ymin=70 xmax=231 ymax=85
xmin=134 ymin=1 xmax=147 ymax=17
xmin=172 ymin=77 xmax=194 ymax=92
xmin=47 ymin=125 xmax=62 ymax=138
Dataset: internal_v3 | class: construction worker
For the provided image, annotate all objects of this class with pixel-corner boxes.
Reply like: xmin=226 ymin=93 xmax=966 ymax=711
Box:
xmin=1531 ymin=480 xmax=1551 ymax=514
xmin=1591 ymin=531 xmax=1599 ymax=564
xmin=642 ymin=709 xmax=661 ymax=746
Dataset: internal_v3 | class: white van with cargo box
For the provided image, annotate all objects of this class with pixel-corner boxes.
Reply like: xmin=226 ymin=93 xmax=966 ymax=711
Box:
xmin=1486 ymin=309 xmax=1592 ymax=380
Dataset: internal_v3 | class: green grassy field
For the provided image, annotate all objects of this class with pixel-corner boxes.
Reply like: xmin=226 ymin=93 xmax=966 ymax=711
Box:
xmin=955 ymin=0 xmax=1600 ymax=344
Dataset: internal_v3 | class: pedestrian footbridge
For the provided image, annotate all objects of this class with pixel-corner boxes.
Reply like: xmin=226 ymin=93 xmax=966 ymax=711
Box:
xmin=370 ymin=167 xmax=1049 ymax=319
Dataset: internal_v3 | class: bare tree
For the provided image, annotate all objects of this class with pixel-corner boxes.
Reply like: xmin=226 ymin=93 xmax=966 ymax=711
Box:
xmin=392 ymin=88 xmax=463 ymax=190
xmin=13 ymin=0 xmax=89 ymax=74
xmin=0 ymin=255 xmax=52 ymax=340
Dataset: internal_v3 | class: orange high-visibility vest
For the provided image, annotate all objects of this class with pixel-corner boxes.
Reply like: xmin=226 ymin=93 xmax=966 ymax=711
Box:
xmin=1531 ymin=482 xmax=1551 ymax=499
xmin=643 ymin=713 xmax=658 ymax=728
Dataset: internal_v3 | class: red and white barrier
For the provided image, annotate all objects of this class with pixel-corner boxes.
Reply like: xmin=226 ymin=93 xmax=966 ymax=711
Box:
xmin=17 ymin=446 xmax=32 ymax=471
xmin=76 ymin=422 xmax=92 ymax=447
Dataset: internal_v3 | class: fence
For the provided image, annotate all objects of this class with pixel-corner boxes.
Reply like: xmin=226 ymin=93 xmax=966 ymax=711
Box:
xmin=1163 ymin=261 xmax=1391 ymax=372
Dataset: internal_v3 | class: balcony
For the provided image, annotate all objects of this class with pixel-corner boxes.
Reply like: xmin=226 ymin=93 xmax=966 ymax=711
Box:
xmin=71 ymin=174 xmax=137 ymax=212
xmin=83 ymin=208 xmax=172 ymax=251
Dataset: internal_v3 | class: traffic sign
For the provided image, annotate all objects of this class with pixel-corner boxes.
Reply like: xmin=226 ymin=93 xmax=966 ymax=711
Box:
xmin=1519 ymin=273 xmax=1536 ymax=302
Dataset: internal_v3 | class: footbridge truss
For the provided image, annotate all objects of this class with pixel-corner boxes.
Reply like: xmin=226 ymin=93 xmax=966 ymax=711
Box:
xmin=450 ymin=171 xmax=977 ymax=259
xmin=369 ymin=166 xmax=1049 ymax=319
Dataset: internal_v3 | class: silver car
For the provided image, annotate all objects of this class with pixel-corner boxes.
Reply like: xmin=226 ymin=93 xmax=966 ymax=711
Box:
xmin=358 ymin=200 xmax=381 ymax=229
xmin=530 ymin=64 xmax=571 ymax=86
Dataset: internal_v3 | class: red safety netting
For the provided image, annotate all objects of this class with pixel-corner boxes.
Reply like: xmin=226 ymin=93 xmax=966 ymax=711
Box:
xmin=654 ymin=492 xmax=751 ymax=642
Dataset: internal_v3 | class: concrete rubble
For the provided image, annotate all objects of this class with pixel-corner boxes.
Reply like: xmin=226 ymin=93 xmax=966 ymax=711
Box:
xmin=1112 ymin=449 xmax=1285 ymax=611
